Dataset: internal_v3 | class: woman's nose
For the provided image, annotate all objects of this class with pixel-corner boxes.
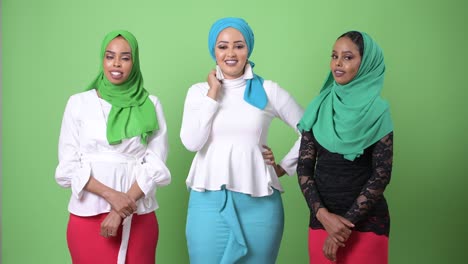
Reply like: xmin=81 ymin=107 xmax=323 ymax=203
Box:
xmin=227 ymin=48 xmax=235 ymax=57
xmin=335 ymin=58 xmax=342 ymax=66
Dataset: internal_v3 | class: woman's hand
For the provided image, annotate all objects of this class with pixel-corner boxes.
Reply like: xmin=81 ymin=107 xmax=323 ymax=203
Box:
xmin=207 ymin=69 xmax=222 ymax=100
xmin=262 ymin=145 xmax=286 ymax=177
xmin=317 ymin=208 xmax=354 ymax=246
xmin=101 ymin=210 xmax=122 ymax=238
xmin=102 ymin=190 xmax=137 ymax=218
xmin=323 ymin=235 xmax=339 ymax=262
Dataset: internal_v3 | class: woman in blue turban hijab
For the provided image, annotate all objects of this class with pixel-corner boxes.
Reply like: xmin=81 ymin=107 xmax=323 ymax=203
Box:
xmin=180 ymin=17 xmax=304 ymax=263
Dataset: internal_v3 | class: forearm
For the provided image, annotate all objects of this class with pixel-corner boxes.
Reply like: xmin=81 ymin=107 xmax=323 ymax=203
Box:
xmin=298 ymin=175 xmax=323 ymax=214
xmin=85 ymin=176 xmax=137 ymax=217
xmin=84 ymin=176 xmax=115 ymax=200
xmin=297 ymin=131 xmax=323 ymax=213
xmin=344 ymin=132 xmax=393 ymax=223
xmin=206 ymin=87 xmax=219 ymax=100
xmin=126 ymin=182 xmax=144 ymax=201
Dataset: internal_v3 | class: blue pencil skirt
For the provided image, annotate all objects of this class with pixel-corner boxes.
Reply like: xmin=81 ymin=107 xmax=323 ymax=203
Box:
xmin=186 ymin=188 xmax=284 ymax=264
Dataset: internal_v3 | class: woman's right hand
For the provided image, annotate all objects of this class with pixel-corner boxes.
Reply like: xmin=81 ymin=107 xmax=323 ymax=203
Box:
xmin=317 ymin=208 xmax=354 ymax=246
xmin=207 ymin=69 xmax=222 ymax=100
xmin=102 ymin=190 xmax=137 ymax=218
xmin=323 ymin=235 xmax=339 ymax=262
xmin=100 ymin=210 xmax=122 ymax=238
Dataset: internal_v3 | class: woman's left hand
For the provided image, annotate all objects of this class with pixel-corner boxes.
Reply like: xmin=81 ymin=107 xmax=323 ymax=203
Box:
xmin=100 ymin=210 xmax=122 ymax=238
xmin=262 ymin=145 xmax=286 ymax=177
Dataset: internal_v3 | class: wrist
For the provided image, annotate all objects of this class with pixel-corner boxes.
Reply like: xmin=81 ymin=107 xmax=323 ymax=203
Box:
xmin=101 ymin=189 xmax=115 ymax=201
xmin=207 ymin=92 xmax=217 ymax=100
xmin=209 ymin=83 xmax=221 ymax=90
xmin=110 ymin=210 xmax=123 ymax=218
xmin=275 ymin=164 xmax=286 ymax=177
xmin=127 ymin=183 xmax=144 ymax=201
xmin=316 ymin=207 xmax=328 ymax=222
xmin=207 ymin=86 xmax=220 ymax=100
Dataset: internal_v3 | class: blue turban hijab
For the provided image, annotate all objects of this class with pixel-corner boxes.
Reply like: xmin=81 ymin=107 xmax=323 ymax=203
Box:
xmin=208 ymin=17 xmax=268 ymax=110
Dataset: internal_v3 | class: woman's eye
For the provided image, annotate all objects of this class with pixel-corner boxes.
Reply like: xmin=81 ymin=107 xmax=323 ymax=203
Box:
xmin=106 ymin=55 xmax=114 ymax=60
xmin=217 ymin=45 xmax=227 ymax=50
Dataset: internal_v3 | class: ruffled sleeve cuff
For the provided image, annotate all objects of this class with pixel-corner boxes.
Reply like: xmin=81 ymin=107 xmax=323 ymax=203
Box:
xmin=279 ymin=159 xmax=297 ymax=177
xmin=71 ymin=163 xmax=91 ymax=199
xmin=279 ymin=136 xmax=301 ymax=176
xmin=135 ymin=154 xmax=171 ymax=196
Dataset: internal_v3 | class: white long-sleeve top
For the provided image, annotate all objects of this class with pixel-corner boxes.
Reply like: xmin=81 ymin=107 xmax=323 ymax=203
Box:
xmin=55 ymin=89 xmax=171 ymax=216
xmin=180 ymin=68 xmax=303 ymax=197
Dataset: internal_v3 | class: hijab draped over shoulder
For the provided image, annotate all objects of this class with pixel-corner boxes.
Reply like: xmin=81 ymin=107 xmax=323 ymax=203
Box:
xmin=298 ymin=31 xmax=393 ymax=160
xmin=87 ymin=30 xmax=158 ymax=145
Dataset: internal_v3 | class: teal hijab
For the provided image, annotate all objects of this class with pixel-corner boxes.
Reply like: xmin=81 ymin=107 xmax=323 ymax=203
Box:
xmin=87 ymin=30 xmax=158 ymax=145
xmin=298 ymin=31 xmax=393 ymax=160
xmin=208 ymin=17 xmax=268 ymax=110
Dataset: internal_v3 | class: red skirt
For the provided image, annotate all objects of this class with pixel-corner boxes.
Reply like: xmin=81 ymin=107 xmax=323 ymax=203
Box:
xmin=67 ymin=212 xmax=158 ymax=264
xmin=308 ymin=228 xmax=388 ymax=264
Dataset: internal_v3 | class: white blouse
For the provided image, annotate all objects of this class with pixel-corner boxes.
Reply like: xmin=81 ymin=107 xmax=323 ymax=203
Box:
xmin=180 ymin=68 xmax=303 ymax=197
xmin=55 ymin=89 xmax=171 ymax=214
xmin=55 ymin=90 xmax=171 ymax=264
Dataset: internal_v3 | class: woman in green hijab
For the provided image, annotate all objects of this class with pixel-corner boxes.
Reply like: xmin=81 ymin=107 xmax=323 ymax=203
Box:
xmin=297 ymin=31 xmax=393 ymax=264
xmin=55 ymin=30 xmax=171 ymax=264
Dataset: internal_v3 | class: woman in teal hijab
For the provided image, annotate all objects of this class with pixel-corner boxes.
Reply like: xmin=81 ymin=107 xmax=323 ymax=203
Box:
xmin=297 ymin=31 xmax=394 ymax=264
xmin=55 ymin=30 xmax=171 ymax=264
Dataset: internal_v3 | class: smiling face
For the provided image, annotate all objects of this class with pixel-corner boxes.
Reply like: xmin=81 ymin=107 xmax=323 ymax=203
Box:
xmin=214 ymin=27 xmax=249 ymax=79
xmin=103 ymin=36 xmax=133 ymax=85
xmin=330 ymin=36 xmax=362 ymax=85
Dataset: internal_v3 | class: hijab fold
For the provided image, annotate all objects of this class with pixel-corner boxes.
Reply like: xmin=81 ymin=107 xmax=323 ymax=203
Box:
xmin=208 ymin=17 xmax=267 ymax=110
xmin=298 ymin=32 xmax=393 ymax=160
xmin=87 ymin=30 xmax=158 ymax=145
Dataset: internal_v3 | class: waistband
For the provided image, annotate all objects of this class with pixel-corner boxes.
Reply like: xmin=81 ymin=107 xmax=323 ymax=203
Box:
xmin=81 ymin=152 xmax=138 ymax=163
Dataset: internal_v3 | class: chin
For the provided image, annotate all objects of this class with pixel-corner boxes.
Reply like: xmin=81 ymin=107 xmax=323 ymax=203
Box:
xmin=335 ymin=79 xmax=350 ymax=85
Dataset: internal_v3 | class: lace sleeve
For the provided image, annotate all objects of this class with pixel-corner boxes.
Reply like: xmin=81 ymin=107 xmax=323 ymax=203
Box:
xmin=297 ymin=131 xmax=323 ymax=215
xmin=344 ymin=132 xmax=394 ymax=223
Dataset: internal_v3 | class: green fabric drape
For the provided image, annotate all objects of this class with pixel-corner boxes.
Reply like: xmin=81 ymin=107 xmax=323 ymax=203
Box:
xmin=298 ymin=32 xmax=393 ymax=160
xmin=87 ymin=30 xmax=158 ymax=145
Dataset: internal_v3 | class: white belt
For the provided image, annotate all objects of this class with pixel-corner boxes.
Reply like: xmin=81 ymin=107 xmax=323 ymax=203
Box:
xmin=118 ymin=216 xmax=133 ymax=264
xmin=81 ymin=152 xmax=138 ymax=163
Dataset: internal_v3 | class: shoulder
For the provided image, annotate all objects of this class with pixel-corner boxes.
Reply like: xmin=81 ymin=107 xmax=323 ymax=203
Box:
xmin=148 ymin=94 xmax=161 ymax=105
xmin=188 ymin=82 xmax=209 ymax=93
xmin=67 ymin=90 xmax=96 ymax=106
xmin=262 ymin=79 xmax=296 ymax=104
xmin=263 ymin=80 xmax=290 ymax=96
xmin=185 ymin=82 xmax=210 ymax=97
xmin=62 ymin=90 xmax=97 ymax=117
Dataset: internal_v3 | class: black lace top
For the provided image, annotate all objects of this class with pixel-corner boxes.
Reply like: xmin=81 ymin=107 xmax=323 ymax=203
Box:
xmin=297 ymin=130 xmax=393 ymax=236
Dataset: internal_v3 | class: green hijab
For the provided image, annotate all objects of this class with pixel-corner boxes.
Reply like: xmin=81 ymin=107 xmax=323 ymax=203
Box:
xmin=298 ymin=31 xmax=393 ymax=161
xmin=87 ymin=30 xmax=158 ymax=145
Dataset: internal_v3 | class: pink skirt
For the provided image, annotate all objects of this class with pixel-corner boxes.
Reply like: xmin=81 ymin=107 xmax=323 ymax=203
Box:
xmin=67 ymin=212 xmax=158 ymax=264
xmin=308 ymin=228 xmax=388 ymax=264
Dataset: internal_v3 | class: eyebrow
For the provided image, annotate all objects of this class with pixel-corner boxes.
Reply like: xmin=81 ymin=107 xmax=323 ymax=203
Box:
xmin=105 ymin=50 xmax=132 ymax=55
xmin=216 ymin=40 xmax=245 ymax=44
xmin=332 ymin=50 xmax=355 ymax=54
